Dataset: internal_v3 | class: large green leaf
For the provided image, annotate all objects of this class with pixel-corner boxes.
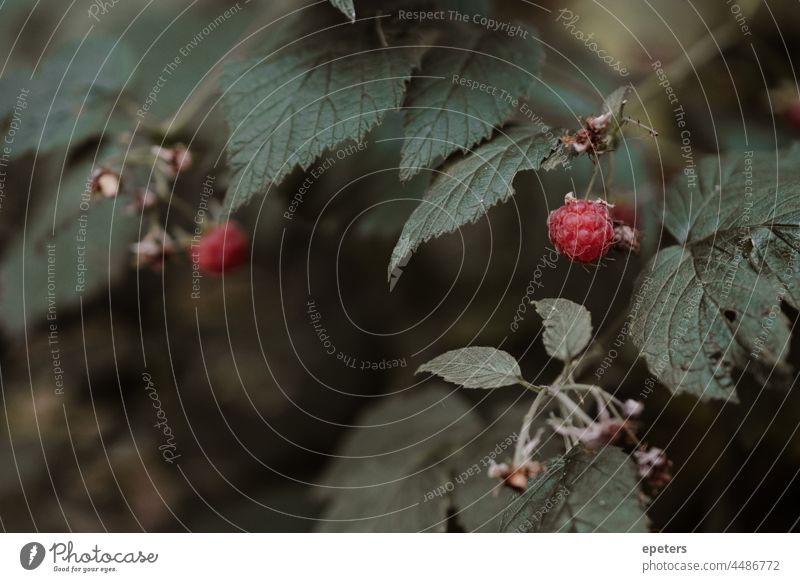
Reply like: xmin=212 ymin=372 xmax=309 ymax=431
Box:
xmin=399 ymin=27 xmax=542 ymax=181
xmin=535 ymin=298 xmax=593 ymax=362
xmin=630 ymin=147 xmax=800 ymax=401
xmin=0 ymin=37 xmax=133 ymax=155
xmin=388 ymin=125 xmax=563 ymax=279
xmin=316 ymin=389 xmax=567 ymax=532
xmin=417 ymin=347 xmax=522 ymax=389
xmin=316 ymin=387 xmax=481 ymax=532
xmin=500 ymin=446 xmax=649 ymax=532
xmin=221 ymin=22 xmax=422 ymax=209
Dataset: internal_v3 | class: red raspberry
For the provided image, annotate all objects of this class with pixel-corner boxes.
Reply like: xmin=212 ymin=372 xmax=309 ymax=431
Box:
xmin=547 ymin=193 xmax=614 ymax=263
xmin=196 ymin=221 xmax=248 ymax=274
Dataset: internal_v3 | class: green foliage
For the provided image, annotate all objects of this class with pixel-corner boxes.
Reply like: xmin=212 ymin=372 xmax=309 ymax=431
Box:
xmin=0 ymin=159 xmax=139 ymax=334
xmin=501 ymin=446 xmax=649 ymax=532
xmin=447 ymin=405 xmax=529 ymax=532
xmin=602 ymin=84 xmax=631 ymax=144
xmin=534 ymin=298 xmax=592 ymax=362
xmin=316 ymin=387 xmax=481 ymax=532
xmin=124 ymin=7 xmax=249 ymax=123
xmin=0 ymin=37 xmax=133 ymax=155
xmin=399 ymin=27 xmax=542 ymax=180
xmin=630 ymin=147 xmax=800 ymax=401
xmin=221 ymin=22 xmax=422 ymax=209
xmin=388 ymin=126 xmax=563 ymax=279
xmin=316 ymin=387 xmax=568 ymax=532
xmin=416 ymin=347 xmax=522 ymax=389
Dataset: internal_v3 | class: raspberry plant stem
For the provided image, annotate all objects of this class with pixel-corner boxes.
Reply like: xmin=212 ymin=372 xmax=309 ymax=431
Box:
xmin=584 ymin=163 xmax=599 ymax=199
xmin=514 ymin=389 xmax=549 ymax=466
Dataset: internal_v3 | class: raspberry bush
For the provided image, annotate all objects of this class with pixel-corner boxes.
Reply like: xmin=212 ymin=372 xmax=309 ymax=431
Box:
xmin=0 ymin=0 xmax=798 ymax=535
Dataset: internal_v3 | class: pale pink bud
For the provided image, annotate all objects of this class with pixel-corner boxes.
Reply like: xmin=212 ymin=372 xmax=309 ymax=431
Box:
xmin=130 ymin=225 xmax=174 ymax=269
xmin=91 ymin=168 xmax=121 ymax=198
xmin=152 ymin=144 xmax=192 ymax=176
xmin=634 ymin=446 xmax=672 ymax=488
xmin=126 ymin=189 xmax=157 ymax=215
xmin=622 ymin=399 xmax=645 ymax=417
xmin=587 ymin=111 xmax=612 ymax=132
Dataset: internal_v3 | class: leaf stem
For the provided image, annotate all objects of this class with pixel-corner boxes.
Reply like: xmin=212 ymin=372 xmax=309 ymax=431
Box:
xmin=552 ymin=390 xmax=594 ymax=425
xmin=606 ymin=151 xmax=615 ymax=193
xmin=375 ymin=13 xmax=389 ymax=48
xmin=513 ymin=388 xmax=549 ymax=466
xmin=166 ymin=194 xmax=201 ymax=226
xmin=584 ymin=162 xmax=599 ymax=199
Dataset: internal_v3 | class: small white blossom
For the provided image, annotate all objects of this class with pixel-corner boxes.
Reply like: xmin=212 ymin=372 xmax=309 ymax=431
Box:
xmin=622 ymin=399 xmax=645 ymax=417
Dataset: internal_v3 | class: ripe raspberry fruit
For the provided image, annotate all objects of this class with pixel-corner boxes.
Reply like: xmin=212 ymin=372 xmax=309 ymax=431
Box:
xmin=547 ymin=193 xmax=614 ymax=263
xmin=195 ymin=221 xmax=248 ymax=274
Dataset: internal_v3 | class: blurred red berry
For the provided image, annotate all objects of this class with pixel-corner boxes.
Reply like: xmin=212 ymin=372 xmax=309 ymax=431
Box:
xmin=610 ymin=200 xmax=638 ymax=227
xmin=785 ymin=101 xmax=800 ymax=131
xmin=195 ymin=221 xmax=248 ymax=274
xmin=547 ymin=193 xmax=614 ymax=263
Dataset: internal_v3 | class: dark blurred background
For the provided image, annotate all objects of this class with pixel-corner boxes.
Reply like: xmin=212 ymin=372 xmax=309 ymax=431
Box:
xmin=1 ymin=0 xmax=799 ymax=532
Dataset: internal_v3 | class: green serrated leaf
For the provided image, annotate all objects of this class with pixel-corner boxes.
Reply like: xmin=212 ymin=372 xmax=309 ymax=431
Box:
xmin=602 ymin=85 xmax=631 ymax=146
xmin=630 ymin=147 xmax=800 ymax=401
xmin=399 ymin=26 xmax=542 ymax=181
xmin=221 ymin=23 xmax=422 ymax=209
xmin=534 ymin=298 xmax=592 ymax=361
xmin=602 ymin=85 xmax=630 ymax=118
xmin=0 ymin=36 xmax=133 ymax=155
xmin=316 ymin=387 xmax=481 ymax=532
xmin=328 ymin=0 xmax=356 ymax=21
xmin=500 ymin=446 xmax=649 ymax=532
xmin=417 ymin=347 xmax=522 ymax=389
xmin=388 ymin=126 xmax=563 ymax=279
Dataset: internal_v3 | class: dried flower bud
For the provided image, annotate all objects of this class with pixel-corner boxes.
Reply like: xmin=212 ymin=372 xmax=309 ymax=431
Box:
xmin=152 ymin=144 xmax=192 ymax=176
xmin=126 ymin=189 xmax=157 ymax=215
xmin=634 ymin=446 xmax=672 ymax=489
xmin=564 ymin=128 xmax=592 ymax=153
xmin=587 ymin=111 xmax=612 ymax=132
xmin=551 ymin=417 xmax=632 ymax=450
xmin=622 ymin=399 xmax=645 ymax=417
xmin=170 ymin=144 xmax=192 ymax=174
xmin=91 ymin=168 xmax=121 ymax=198
xmin=505 ymin=467 xmax=530 ymax=492
xmin=613 ymin=223 xmax=641 ymax=253
xmin=130 ymin=225 xmax=175 ymax=270
xmin=561 ymin=106 xmax=630 ymax=158
xmin=487 ymin=461 xmax=510 ymax=480
xmin=488 ymin=460 xmax=545 ymax=493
